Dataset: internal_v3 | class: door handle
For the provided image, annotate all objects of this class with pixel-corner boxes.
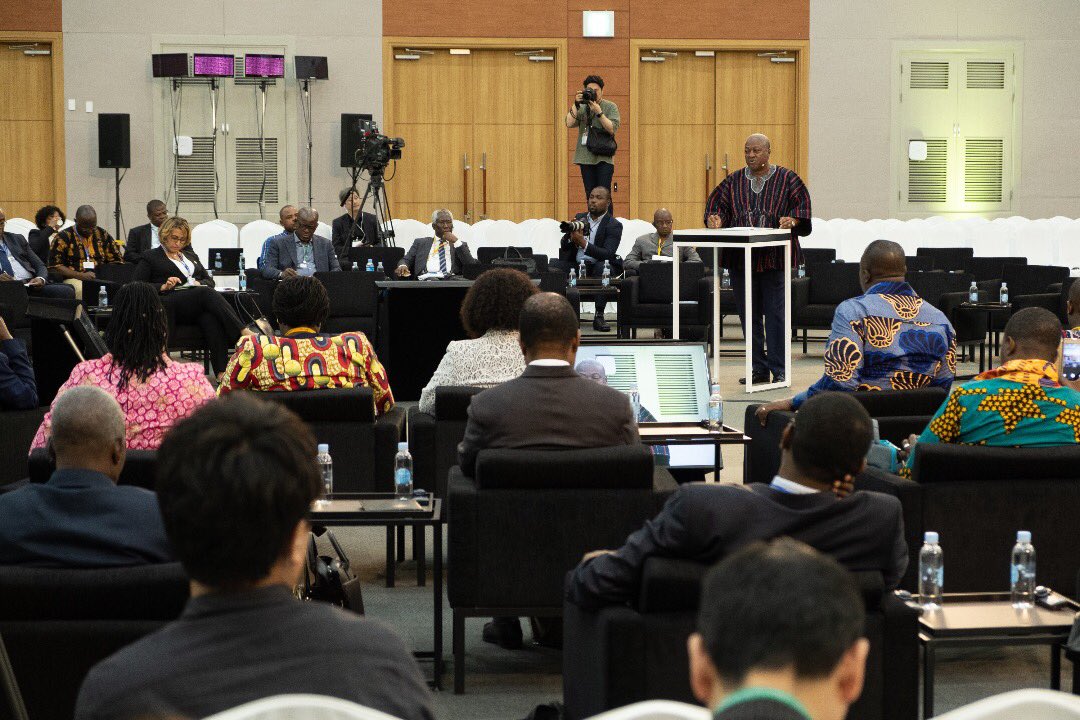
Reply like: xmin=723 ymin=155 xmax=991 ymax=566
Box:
xmin=463 ymin=153 xmax=472 ymax=223
xmin=705 ymin=153 xmax=712 ymax=196
xmin=480 ymin=152 xmax=488 ymax=220
xmin=722 ymin=152 xmax=729 ymax=177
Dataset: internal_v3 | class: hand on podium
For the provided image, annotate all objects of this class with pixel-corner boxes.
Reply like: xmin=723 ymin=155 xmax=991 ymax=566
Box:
xmin=706 ymin=215 xmax=721 ymax=229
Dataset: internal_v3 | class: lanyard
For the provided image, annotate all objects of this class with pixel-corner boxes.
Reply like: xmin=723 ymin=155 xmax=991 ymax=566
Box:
xmin=428 ymin=239 xmax=448 ymax=259
xmin=657 ymin=236 xmax=665 ymax=256
xmin=715 ymin=688 xmax=811 ymax=720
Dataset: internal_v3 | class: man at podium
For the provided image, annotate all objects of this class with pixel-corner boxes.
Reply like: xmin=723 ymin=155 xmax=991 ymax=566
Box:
xmin=704 ymin=134 xmax=811 ymax=384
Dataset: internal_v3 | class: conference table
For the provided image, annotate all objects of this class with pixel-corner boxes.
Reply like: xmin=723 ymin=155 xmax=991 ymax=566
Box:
xmin=671 ymin=228 xmax=792 ymax=394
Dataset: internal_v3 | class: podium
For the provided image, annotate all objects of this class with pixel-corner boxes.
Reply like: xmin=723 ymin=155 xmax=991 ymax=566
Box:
xmin=671 ymin=228 xmax=792 ymax=394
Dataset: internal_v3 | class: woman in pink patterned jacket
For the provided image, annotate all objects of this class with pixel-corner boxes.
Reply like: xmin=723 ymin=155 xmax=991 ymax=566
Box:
xmin=32 ymin=282 xmax=216 ymax=452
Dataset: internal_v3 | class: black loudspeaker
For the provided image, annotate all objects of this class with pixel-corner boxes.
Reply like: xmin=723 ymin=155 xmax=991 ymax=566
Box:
xmin=27 ymin=299 xmax=108 ymax=405
xmin=340 ymin=113 xmax=372 ymax=167
xmin=98 ymin=113 xmax=130 ymax=169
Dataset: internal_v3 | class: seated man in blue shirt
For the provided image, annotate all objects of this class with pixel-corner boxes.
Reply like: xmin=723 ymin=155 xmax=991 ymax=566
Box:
xmin=0 ymin=315 xmax=36 ymax=410
xmin=755 ymin=239 xmax=955 ymax=424
xmin=262 ymin=207 xmax=339 ymax=280
xmin=0 ymin=385 xmax=172 ymax=567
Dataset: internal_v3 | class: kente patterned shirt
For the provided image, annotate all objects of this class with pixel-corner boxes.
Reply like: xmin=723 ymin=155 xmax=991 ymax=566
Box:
xmin=910 ymin=360 xmax=1080 ymax=455
xmin=216 ymin=329 xmax=394 ymax=415
xmin=792 ymin=281 xmax=955 ymax=409
xmin=50 ymin=226 xmax=124 ymax=271
xmin=31 ymin=355 xmax=215 ymax=451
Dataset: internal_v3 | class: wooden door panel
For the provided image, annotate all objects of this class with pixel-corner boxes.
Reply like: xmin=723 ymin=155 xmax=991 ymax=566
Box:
xmin=0 ymin=48 xmax=51 ymax=121
xmin=0 ymin=121 xmax=54 ymax=200
xmin=638 ymin=52 xmax=715 ymax=126
xmin=472 ymin=50 xmax=554 ymax=123
xmin=481 ymin=202 xmax=557 ymax=223
xmin=637 ymin=124 xmax=712 ymax=205
xmin=392 ymin=202 xmax=461 ymax=225
xmin=390 ymin=51 xmax=473 ymax=123
xmin=716 ymin=124 xmax=797 ymax=177
xmin=390 ymin=123 xmax=473 ymax=207
xmin=636 ymin=202 xmax=707 ymax=232
xmin=716 ymin=52 xmax=797 ymax=125
xmin=476 ymin=124 xmax=554 ymax=206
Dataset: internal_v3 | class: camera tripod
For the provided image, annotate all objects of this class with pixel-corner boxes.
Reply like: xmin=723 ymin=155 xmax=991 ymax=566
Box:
xmin=345 ymin=166 xmax=397 ymax=248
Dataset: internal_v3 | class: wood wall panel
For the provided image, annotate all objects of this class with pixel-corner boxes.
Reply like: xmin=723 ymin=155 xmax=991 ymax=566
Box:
xmin=628 ymin=0 xmax=808 ymax=39
xmin=383 ymin=2 xmax=564 ymax=38
xmin=0 ymin=0 xmax=61 ymax=32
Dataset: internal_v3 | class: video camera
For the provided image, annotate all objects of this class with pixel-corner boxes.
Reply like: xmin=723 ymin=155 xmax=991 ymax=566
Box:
xmin=354 ymin=119 xmax=405 ymax=174
xmin=560 ymin=220 xmax=587 ymax=234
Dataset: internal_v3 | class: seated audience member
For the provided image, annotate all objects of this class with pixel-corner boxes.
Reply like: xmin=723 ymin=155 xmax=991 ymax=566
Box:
xmin=567 ymin=392 xmax=906 ymax=611
xmin=690 ymin=539 xmax=869 ymax=720
xmin=0 ymin=315 xmax=37 ymax=410
xmin=217 ymin=276 xmax=394 ymax=413
xmin=417 ymin=268 xmax=538 ymax=414
xmin=0 ymin=386 xmax=172 ymax=567
xmin=623 ymin=207 xmax=700 ymax=274
xmin=903 ymin=307 xmax=1080 ymax=465
xmin=124 ymin=199 xmax=169 ymax=263
xmin=1065 ymin=279 xmax=1080 ymax=337
xmin=261 ymin=207 xmax=339 ymax=279
xmin=49 ymin=204 xmax=125 ymax=299
xmin=32 ymin=282 xmax=216 ymax=451
xmin=28 ymin=204 xmax=65 ymax=265
xmin=395 ymin=209 xmax=476 ymax=279
xmin=550 ymin=185 xmax=622 ymax=331
xmin=133 ymin=216 xmax=245 ymax=377
xmin=0 ymin=208 xmax=75 ymax=298
xmin=756 ymin=239 xmax=955 ymax=424
xmin=260 ymin=204 xmax=298 ymax=267
xmin=333 ymin=188 xmax=381 ymax=267
xmin=74 ymin=394 xmax=434 ymax=720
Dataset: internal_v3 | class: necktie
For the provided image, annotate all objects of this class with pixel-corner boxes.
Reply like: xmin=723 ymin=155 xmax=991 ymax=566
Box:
xmin=0 ymin=242 xmax=13 ymax=276
xmin=438 ymin=242 xmax=448 ymax=273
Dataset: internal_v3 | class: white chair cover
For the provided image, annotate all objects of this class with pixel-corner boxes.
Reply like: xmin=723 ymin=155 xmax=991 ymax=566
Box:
xmin=203 ymin=694 xmax=404 ymax=720
xmin=5 ymin=218 xmax=34 ymax=239
xmin=190 ymin=220 xmax=239 ymax=267
xmin=585 ymin=700 xmax=710 ymax=720
xmin=239 ymin=220 xmax=284 ymax=265
xmin=934 ymin=689 xmax=1080 ymax=720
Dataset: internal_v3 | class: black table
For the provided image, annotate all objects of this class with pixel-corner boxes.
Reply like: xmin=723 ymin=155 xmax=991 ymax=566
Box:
xmin=955 ymin=301 xmax=1011 ymax=374
xmin=638 ymin=422 xmax=750 ymax=479
xmin=916 ymin=591 xmax=1076 ymax=717
xmin=375 ymin=280 xmax=472 ymax=401
xmin=310 ymin=495 xmax=445 ymax=690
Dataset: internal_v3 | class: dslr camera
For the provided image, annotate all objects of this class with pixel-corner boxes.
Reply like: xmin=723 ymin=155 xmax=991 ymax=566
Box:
xmin=560 ymin=220 xmax=587 ymax=234
xmin=577 ymin=87 xmax=598 ymax=105
xmin=354 ymin=119 xmax=405 ymax=174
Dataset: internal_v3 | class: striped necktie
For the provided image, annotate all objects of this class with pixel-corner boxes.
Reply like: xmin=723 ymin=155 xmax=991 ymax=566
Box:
xmin=438 ymin=242 xmax=448 ymax=273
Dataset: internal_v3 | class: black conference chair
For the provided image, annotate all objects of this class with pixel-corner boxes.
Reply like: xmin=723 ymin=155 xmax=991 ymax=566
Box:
xmin=314 ymin=270 xmax=383 ymax=338
xmin=27 ymin=448 xmax=158 ymax=491
xmin=916 ymin=247 xmax=973 ymax=272
xmin=616 ymin=261 xmax=714 ymax=340
xmin=407 ymin=385 xmax=485 ymax=499
xmin=0 ymin=409 xmax=46 ymax=489
xmin=800 ymin=248 xmax=836 ymax=265
xmin=791 ymin=262 xmax=862 ymax=353
xmin=964 ymin=256 xmax=1027 ymax=283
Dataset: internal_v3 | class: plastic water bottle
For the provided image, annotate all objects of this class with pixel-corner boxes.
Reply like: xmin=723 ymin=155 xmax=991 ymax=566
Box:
xmin=238 ymin=252 xmax=247 ymax=291
xmin=568 ymin=268 xmax=577 ymax=287
xmin=376 ymin=261 xmax=384 ymax=274
xmin=578 ymin=259 xmax=587 ymax=280
xmin=628 ymin=384 xmax=641 ymax=423
xmin=722 ymin=268 xmax=732 ymax=288
xmin=999 ymin=282 xmax=1009 ymax=304
xmin=1010 ymin=530 xmax=1036 ymax=608
xmin=317 ymin=443 xmax=333 ymax=501
xmin=602 ymin=260 xmax=611 ymax=287
xmin=97 ymin=285 xmax=108 ymax=307
xmin=365 ymin=259 xmax=375 ymax=272
xmin=351 ymin=261 xmax=359 ymax=271
xmin=214 ymin=252 xmax=223 ymax=272
xmin=968 ymin=281 xmax=978 ymax=303
xmin=919 ymin=531 xmax=944 ymax=608
xmin=707 ymin=384 xmax=723 ymax=430
xmin=796 ymin=264 xmax=805 ymax=279
xmin=394 ymin=442 xmax=413 ymax=500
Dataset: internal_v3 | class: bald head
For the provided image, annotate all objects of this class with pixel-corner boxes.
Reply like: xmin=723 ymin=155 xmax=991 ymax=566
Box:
xmin=859 ymin=240 xmax=907 ymax=290
xmin=1003 ymin=307 xmax=1062 ymax=364
xmin=744 ymin=134 xmax=772 ymax=174
xmin=653 ymin=208 xmax=673 ymax=238
xmin=50 ymin=386 xmax=126 ymax=479
xmin=519 ymin=292 xmax=580 ymax=362
xmin=75 ymin=205 xmax=96 ymax=223
xmin=746 ymin=133 xmax=771 ymax=150
xmin=294 ymin=207 xmax=319 ymax=243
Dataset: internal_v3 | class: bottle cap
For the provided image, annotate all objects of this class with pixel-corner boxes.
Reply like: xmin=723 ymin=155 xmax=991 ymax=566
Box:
xmin=924 ymin=531 xmax=939 ymax=544
xmin=398 ymin=441 xmax=409 ymax=451
xmin=711 ymin=384 xmax=721 ymax=393
xmin=1017 ymin=530 xmax=1031 ymax=543
xmin=317 ymin=443 xmax=329 ymax=454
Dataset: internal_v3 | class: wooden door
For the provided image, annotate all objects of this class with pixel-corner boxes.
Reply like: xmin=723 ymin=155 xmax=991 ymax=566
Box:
xmin=389 ymin=49 xmax=475 ymax=223
xmin=715 ymin=52 xmax=799 ymax=179
xmin=0 ymin=44 xmax=56 ymax=220
xmin=636 ymin=51 xmax=716 ymax=229
xmin=471 ymin=50 xmax=556 ymax=222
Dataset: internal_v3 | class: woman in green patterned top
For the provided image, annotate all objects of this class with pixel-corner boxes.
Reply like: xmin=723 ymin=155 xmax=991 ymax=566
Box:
xmin=564 ymin=74 xmax=620 ymax=202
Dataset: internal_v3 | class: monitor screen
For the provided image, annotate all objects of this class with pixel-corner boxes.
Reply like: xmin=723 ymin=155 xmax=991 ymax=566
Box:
xmin=295 ymin=55 xmax=329 ymax=80
xmin=244 ymin=54 xmax=285 ymax=78
xmin=573 ymin=341 xmax=711 ymax=424
xmin=152 ymin=53 xmax=188 ymax=78
xmin=192 ymin=53 xmax=234 ymax=77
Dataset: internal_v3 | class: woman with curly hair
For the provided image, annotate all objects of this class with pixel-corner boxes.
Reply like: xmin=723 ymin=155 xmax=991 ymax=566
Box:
xmin=418 ymin=268 xmax=539 ymax=415
xmin=28 ymin=205 xmax=65 ymax=265
xmin=31 ymin=282 xmax=216 ymax=451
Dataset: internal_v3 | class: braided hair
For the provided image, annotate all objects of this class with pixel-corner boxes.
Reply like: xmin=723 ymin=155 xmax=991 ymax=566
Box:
xmin=272 ymin=275 xmax=329 ymax=330
xmin=104 ymin=282 xmax=169 ymax=390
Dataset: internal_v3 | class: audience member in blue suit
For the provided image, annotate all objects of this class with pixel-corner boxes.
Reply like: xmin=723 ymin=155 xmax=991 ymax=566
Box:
xmin=0 ymin=315 xmax=36 ymax=410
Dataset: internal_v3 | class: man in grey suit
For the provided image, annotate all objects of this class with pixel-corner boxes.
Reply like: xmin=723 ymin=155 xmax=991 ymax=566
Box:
xmin=395 ymin=209 xmax=476 ymax=279
xmin=0 ymin=208 xmax=75 ymax=298
xmin=261 ymin=207 xmax=340 ymax=279
xmin=623 ymin=207 xmax=701 ymax=274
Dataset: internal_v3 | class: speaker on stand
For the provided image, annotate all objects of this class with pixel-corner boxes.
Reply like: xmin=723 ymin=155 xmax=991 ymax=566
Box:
xmin=98 ymin=113 xmax=130 ymax=241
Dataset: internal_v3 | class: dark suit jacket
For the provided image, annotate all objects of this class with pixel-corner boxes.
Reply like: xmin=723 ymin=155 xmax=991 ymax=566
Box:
xmin=566 ymin=481 xmax=908 ymax=610
xmin=559 ymin=212 xmax=623 ymax=266
xmin=124 ymin=223 xmax=157 ymax=264
xmin=0 ymin=337 xmax=37 ymax=410
xmin=332 ymin=212 xmax=381 ymax=264
xmin=0 ymin=469 xmax=173 ymax=568
xmin=132 ymin=246 xmax=215 ymax=288
xmin=1 ymin=231 xmax=48 ymax=281
xmin=75 ymin=586 xmax=435 ymax=720
xmin=261 ymin=232 xmax=340 ymax=279
xmin=398 ymin=236 xmax=476 ymax=278
xmin=457 ymin=363 xmax=639 ymax=477
xmin=27 ymin=227 xmax=54 ymax=266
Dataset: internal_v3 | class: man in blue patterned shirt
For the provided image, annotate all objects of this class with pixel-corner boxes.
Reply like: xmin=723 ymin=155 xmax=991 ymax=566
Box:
xmin=755 ymin=240 xmax=955 ymax=424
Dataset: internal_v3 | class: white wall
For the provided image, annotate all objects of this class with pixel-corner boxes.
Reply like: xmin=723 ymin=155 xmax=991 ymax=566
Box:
xmin=810 ymin=0 xmax=1080 ymax=220
xmin=62 ymin=0 xmax=382 ymax=235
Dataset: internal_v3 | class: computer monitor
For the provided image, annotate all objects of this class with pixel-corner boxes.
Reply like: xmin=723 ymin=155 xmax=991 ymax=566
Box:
xmin=152 ymin=53 xmax=188 ymax=78
xmin=295 ymin=55 xmax=329 ymax=80
xmin=192 ymin=53 xmax=234 ymax=78
xmin=244 ymin=53 xmax=285 ymax=79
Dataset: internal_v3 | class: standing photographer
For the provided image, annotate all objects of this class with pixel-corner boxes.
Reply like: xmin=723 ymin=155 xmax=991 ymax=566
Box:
xmin=565 ymin=75 xmax=620 ymax=200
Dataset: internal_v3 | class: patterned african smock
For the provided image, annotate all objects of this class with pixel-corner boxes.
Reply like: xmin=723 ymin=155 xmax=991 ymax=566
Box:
xmin=792 ymin=281 xmax=955 ymax=409
xmin=216 ymin=329 xmax=394 ymax=415
xmin=910 ymin=359 xmax=1080 ymax=454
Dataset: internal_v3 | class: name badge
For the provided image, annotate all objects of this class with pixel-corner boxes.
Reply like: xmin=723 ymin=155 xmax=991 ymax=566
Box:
xmin=581 ymin=132 xmax=588 ymax=146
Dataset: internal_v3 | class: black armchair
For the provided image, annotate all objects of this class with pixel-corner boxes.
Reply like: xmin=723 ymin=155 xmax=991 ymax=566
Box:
xmin=562 ymin=560 xmax=919 ymax=720
xmin=256 ymin=387 xmax=405 ymax=492
xmin=314 ymin=270 xmax=382 ymax=338
xmin=407 ymin=385 xmax=485 ymax=498
xmin=856 ymin=444 xmax=1080 ymax=593
xmin=616 ymin=262 xmax=713 ymax=340
xmin=981 ymin=264 xmax=1071 ymax=332
xmin=904 ymin=255 xmax=934 ymax=272
xmin=964 ymin=256 xmax=1027 ymax=283
xmin=801 ymin=248 xmax=836 ymax=265
xmin=0 ymin=563 xmax=189 ymax=720
xmin=0 ymin=408 xmax=46 ymax=488
xmin=447 ymin=445 xmax=677 ymax=692
xmin=916 ymin=247 xmax=973 ymax=271
xmin=28 ymin=448 xmax=158 ymax=490
xmin=243 ymin=268 xmax=278 ymax=324
xmin=792 ymin=262 xmax=862 ymax=353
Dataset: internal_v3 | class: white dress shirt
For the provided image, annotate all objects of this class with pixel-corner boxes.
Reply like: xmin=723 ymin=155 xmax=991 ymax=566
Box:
xmin=425 ymin=239 xmax=450 ymax=275
xmin=1 ymin=239 xmax=32 ymax=281
xmin=150 ymin=224 xmax=160 ymax=249
xmin=769 ymin=476 xmax=818 ymax=495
